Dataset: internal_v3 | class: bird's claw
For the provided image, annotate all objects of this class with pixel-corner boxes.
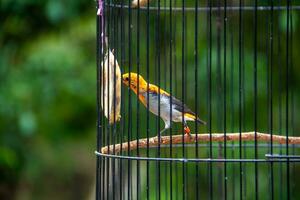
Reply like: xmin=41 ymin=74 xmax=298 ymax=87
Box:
xmin=184 ymin=126 xmax=192 ymax=140
xmin=184 ymin=126 xmax=191 ymax=135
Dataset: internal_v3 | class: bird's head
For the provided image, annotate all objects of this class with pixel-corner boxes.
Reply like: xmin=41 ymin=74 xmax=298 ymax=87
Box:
xmin=122 ymin=73 xmax=147 ymax=93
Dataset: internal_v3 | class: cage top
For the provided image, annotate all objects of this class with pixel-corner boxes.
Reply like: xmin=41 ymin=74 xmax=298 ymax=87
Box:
xmin=105 ymin=3 xmax=300 ymax=12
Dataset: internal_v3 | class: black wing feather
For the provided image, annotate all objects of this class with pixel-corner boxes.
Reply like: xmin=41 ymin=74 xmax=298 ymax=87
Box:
xmin=169 ymin=96 xmax=196 ymax=116
xmin=167 ymin=95 xmax=206 ymax=125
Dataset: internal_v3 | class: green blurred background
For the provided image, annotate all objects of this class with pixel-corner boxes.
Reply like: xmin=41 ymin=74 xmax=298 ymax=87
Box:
xmin=1 ymin=1 xmax=96 ymax=199
xmin=1 ymin=0 xmax=300 ymax=199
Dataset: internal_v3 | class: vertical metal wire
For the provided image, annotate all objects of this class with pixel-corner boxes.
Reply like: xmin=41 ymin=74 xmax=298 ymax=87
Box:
xmin=101 ymin=1 xmax=107 ymax=199
xmin=205 ymin=0 xmax=210 ymax=198
xmin=253 ymin=0 xmax=258 ymax=198
xmin=173 ymin=1 xmax=179 ymax=196
xmin=161 ymin=4 xmax=169 ymax=199
xmin=169 ymin=1 xmax=173 ymax=199
xmin=290 ymin=6 xmax=295 ymax=199
xmin=223 ymin=0 xmax=227 ymax=199
xmin=229 ymin=14 xmax=235 ymax=199
xmin=181 ymin=1 xmax=186 ymax=199
xmin=285 ymin=1 xmax=291 ymax=199
xmin=264 ymin=3 xmax=270 ymax=198
xmin=136 ymin=1 xmax=141 ymax=199
xmin=120 ymin=1 xmax=126 ymax=199
xmin=185 ymin=3 xmax=189 ymax=198
xmin=208 ymin=0 xmax=213 ymax=199
xmin=96 ymin=1 xmax=102 ymax=199
xmin=146 ymin=1 xmax=150 ymax=199
xmin=194 ymin=0 xmax=199 ymax=199
xmin=106 ymin=1 xmax=111 ymax=198
xmin=241 ymin=2 xmax=247 ymax=198
xmin=162 ymin=2 xmax=168 ymax=198
xmin=163 ymin=0 xmax=167 ymax=91
xmin=216 ymin=1 xmax=223 ymax=196
xmin=127 ymin=1 xmax=132 ymax=199
xmin=112 ymin=2 xmax=118 ymax=199
xmin=269 ymin=0 xmax=274 ymax=199
xmin=238 ymin=0 xmax=243 ymax=199
xmin=155 ymin=0 xmax=161 ymax=199
xmin=277 ymin=3 xmax=283 ymax=197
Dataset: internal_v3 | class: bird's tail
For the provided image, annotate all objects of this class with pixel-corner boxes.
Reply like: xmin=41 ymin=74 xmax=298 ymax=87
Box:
xmin=196 ymin=118 xmax=206 ymax=125
xmin=184 ymin=113 xmax=206 ymax=125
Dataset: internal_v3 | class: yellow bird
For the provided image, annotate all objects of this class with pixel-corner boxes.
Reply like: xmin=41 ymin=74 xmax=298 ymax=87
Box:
xmin=122 ymin=73 xmax=206 ymax=136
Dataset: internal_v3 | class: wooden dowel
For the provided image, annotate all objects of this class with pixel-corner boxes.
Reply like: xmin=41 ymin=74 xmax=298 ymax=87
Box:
xmin=101 ymin=132 xmax=300 ymax=154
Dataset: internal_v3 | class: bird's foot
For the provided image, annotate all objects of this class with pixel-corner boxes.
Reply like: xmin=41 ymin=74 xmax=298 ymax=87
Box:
xmin=184 ymin=126 xmax=191 ymax=134
xmin=184 ymin=126 xmax=192 ymax=140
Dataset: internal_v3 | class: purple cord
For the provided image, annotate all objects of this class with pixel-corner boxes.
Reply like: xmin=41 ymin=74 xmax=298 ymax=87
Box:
xmin=97 ymin=0 xmax=104 ymax=53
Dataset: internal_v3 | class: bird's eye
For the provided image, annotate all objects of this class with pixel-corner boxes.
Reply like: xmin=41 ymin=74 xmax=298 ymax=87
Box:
xmin=125 ymin=77 xmax=129 ymax=81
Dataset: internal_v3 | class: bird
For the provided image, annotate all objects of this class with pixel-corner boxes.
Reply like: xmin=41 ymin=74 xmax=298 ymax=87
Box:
xmin=122 ymin=72 xmax=206 ymax=136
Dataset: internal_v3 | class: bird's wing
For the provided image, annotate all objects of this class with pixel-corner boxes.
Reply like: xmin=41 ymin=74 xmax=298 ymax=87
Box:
xmin=169 ymin=95 xmax=196 ymax=116
xmin=147 ymin=88 xmax=206 ymax=124
xmin=170 ymin=96 xmax=206 ymax=124
xmin=149 ymin=89 xmax=195 ymax=115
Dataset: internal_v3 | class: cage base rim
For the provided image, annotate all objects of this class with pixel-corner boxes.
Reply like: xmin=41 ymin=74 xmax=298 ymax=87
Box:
xmin=95 ymin=151 xmax=300 ymax=163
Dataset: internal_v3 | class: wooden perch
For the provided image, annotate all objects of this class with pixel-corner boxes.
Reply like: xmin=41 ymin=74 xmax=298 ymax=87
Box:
xmin=101 ymin=132 xmax=300 ymax=154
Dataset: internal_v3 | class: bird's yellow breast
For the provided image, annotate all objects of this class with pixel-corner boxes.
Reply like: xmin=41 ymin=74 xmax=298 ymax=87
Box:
xmin=138 ymin=94 xmax=147 ymax=107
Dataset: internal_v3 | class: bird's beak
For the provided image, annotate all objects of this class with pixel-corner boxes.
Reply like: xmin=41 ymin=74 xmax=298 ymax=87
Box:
xmin=122 ymin=76 xmax=129 ymax=86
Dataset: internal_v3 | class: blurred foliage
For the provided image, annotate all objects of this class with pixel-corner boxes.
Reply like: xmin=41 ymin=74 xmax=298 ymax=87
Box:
xmin=0 ymin=0 xmax=96 ymax=199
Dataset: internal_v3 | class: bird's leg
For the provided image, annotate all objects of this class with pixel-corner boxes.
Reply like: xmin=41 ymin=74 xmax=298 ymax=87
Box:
xmin=183 ymin=121 xmax=190 ymax=134
xmin=160 ymin=128 xmax=168 ymax=136
xmin=157 ymin=122 xmax=171 ymax=143
xmin=157 ymin=128 xmax=170 ymax=143
xmin=183 ymin=121 xmax=192 ymax=140
xmin=155 ymin=129 xmax=165 ymax=144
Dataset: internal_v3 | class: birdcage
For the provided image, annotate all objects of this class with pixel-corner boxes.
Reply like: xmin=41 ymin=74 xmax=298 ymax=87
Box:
xmin=95 ymin=0 xmax=300 ymax=199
